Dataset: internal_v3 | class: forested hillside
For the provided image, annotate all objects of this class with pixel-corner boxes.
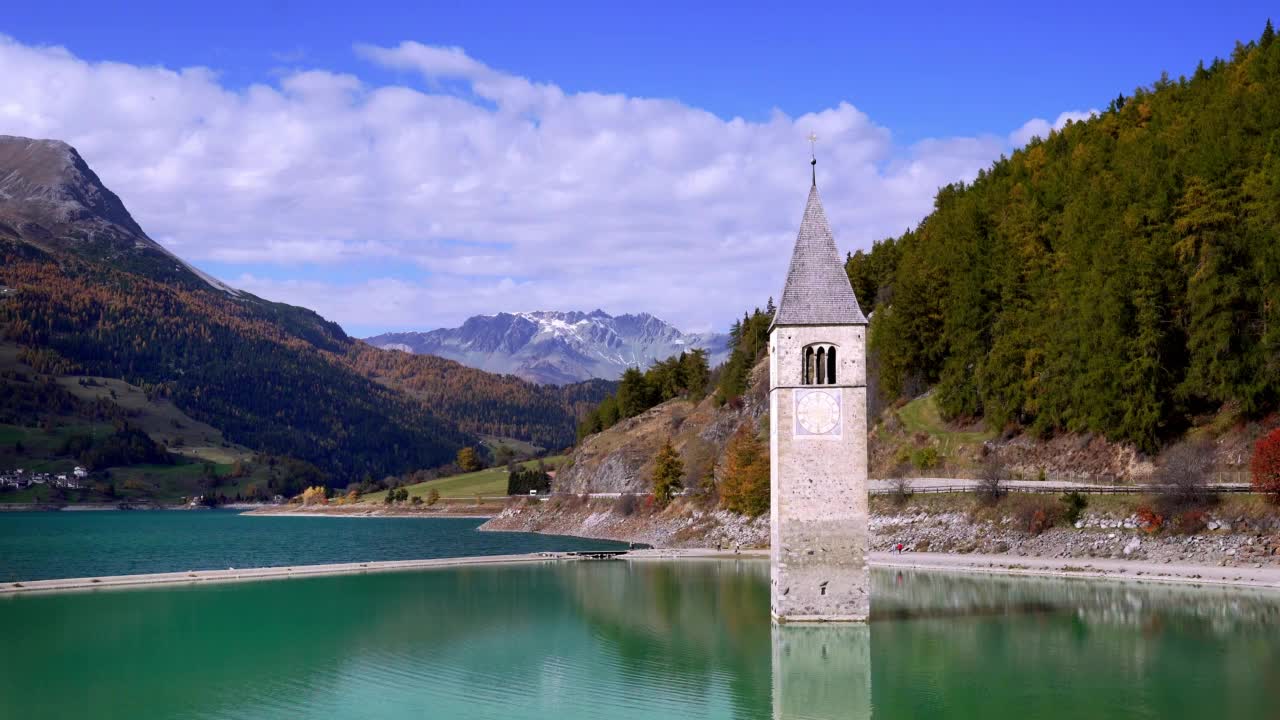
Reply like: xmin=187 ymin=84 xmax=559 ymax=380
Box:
xmin=0 ymin=136 xmax=611 ymax=483
xmin=347 ymin=346 xmax=612 ymax=450
xmin=0 ymin=242 xmax=609 ymax=478
xmin=847 ymin=23 xmax=1280 ymax=452
xmin=0 ymin=240 xmax=472 ymax=477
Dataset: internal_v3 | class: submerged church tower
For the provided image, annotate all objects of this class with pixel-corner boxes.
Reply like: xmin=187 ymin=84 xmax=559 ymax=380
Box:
xmin=768 ymin=153 xmax=870 ymax=623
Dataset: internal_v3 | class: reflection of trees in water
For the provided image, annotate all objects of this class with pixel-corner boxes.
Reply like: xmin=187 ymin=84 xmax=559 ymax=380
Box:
xmin=0 ymin=565 xmax=592 ymax=718
xmin=563 ymin=559 xmax=772 ymax=719
xmin=7 ymin=563 xmax=1280 ymax=719
xmin=1 ymin=561 xmax=776 ymax=719
xmin=873 ymin=569 xmax=1280 ymax=630
xmin=871 ymin=570 xmax=1280 ymax=718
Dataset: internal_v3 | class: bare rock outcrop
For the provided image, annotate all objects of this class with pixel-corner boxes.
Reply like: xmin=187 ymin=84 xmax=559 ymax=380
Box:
xmin=553 ymin=358 xmax=768 ymax=495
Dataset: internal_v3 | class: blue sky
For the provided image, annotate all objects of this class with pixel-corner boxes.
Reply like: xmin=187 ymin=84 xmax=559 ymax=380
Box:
xmin=9 ymin=1 xmax=1271 ymax=139
xmin=1 ymin=2 xmax=1274 ymax=335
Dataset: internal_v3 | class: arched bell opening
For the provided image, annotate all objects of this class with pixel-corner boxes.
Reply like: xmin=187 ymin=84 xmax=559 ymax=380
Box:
xmin=801 ymin=343 xmax=839 ymax=385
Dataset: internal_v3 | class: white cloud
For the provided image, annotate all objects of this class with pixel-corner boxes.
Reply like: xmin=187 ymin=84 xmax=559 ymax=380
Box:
xmin=1010 ymin=109 xmax=1100 ymax=147
xmin=0 ymin=35 xmax=1066 ymax=333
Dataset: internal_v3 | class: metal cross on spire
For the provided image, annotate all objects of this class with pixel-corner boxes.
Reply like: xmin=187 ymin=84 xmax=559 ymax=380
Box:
xmin=807 ymin=132 xmax=818 ymax=186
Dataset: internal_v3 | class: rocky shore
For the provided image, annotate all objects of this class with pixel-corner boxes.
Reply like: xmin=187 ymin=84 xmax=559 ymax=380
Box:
xmin=871 ymin=508 xmax=1280 ymax=569
xmin=481 ymin=494 xmax=1280 ymax=570
xmin=482 ymin=497 xmax=769 ymax=548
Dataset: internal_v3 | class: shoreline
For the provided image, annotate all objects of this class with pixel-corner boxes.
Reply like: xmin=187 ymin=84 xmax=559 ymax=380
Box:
xmin=243 ymin=507 xmax=496 ymax=519
xmin=0 ymin=503 xmax=180 ymax=511
xmin=0 ymin=503 xmax=498 ymax=517
xmin=4 ymin=548 xmax=1278 ymax=598
xmin=870 ymin=551 xmax=1280 ymax=592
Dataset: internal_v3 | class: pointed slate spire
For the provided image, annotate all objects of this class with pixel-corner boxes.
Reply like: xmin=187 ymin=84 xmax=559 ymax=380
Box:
xmin=772 ymin=169 xmax=867 ymax=327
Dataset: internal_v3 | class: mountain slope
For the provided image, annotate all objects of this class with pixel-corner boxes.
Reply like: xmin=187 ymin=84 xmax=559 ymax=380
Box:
xmin=366 ymin=310 xmax=730 ymax=384
xmin=850 ymin=26 xmax=1280 ymax=452
xmin=0 ymin=136 xmax=238 ymax=293
xmin=0 ymin=136 xmax=605 ymax=481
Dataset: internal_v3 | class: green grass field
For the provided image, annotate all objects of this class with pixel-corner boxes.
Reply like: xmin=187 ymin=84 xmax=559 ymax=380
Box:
xmin=363 ymin=455 xmax=566 ymax=503
xmin=479 ymin=435 xmax=545 ymax=459
xmin=0 ymin=423 xmax=113 ymax=478
xmin=0 ymin=422 xmax=114 ymax=453
xmin=895 ymin=395 xmax=995 ymax=444
xmin=56 ymin=375 xmax=253 ymax=464
xmin=871 ymin=394 xmax=997 ymax=476
xmin=0 ymin=341 xmax=267 ymax=503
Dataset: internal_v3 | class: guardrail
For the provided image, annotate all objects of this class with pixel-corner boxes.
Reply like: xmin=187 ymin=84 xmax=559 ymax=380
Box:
xmin=494 ymin=484 xmax=1259 ymax=500
xmin=871 ymin=484 xmax=1256 ymax=496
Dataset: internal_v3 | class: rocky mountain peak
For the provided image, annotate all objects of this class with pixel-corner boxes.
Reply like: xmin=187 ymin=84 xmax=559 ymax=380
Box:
xmin=365 ymin=310 xmax=731 ymax=385
xmin=0 ymin=136 xmax=146 ymax=236
xmin=0 ymin=135 xmax=237 ymax=294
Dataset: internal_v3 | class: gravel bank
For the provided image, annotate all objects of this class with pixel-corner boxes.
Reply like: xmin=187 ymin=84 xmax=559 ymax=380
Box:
xmin=481 ymin=495 xmax=1280 ymax=571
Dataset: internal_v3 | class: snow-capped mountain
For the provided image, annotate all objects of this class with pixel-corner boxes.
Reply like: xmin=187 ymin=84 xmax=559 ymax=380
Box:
xmin=365 ymin=310 xmax=731 ymax=385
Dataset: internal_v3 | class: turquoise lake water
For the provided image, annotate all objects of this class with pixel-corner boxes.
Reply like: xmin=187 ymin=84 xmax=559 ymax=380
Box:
xmin=0 ymin=510 xmax=625 ymax=581
xmin=2 ymin=514 xmax=1279 ymax=718
xmin=1 ymin=560 xmax=1278 ymax=719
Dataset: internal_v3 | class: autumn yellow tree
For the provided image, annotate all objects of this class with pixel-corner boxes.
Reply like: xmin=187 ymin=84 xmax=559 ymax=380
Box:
xmin=719 ymin=425 xmax=769 ymax=517
xmin=301 ymin=485 xmax=327 ymax=506
xmin=652 ymin=439 xmax=684 ymax=506
xmin=456 ymin=447 xmax=481 ymax=472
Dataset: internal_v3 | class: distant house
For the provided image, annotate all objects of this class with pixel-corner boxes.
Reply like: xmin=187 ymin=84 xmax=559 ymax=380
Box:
xmin=73 ymin=466 xmax=88 ymax=479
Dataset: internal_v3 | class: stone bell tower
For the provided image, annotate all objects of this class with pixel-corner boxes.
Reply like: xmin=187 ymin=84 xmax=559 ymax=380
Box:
xmin=768 ymin=151 xmax=870 ymax=623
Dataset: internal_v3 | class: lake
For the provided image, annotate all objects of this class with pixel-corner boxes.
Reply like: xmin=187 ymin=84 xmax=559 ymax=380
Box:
xmin=1 ymin=560 xmax=1278 ymax=719
xmin=0 ymin=510 xmax=625 ymax=582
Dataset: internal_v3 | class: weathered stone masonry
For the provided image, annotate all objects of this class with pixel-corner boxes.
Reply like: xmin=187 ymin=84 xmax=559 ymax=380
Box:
xmin=769 ymin=172 xmax=871 ymax=623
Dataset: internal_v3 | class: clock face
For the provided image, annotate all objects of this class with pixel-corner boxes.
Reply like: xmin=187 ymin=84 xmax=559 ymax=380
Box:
xmin=795 ymin=390 xmax=841 ymax=436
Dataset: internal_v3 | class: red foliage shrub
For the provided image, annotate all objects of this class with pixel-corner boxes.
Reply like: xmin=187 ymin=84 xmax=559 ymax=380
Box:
xmin=1173 ymin=509 xmax=1208 ymax=535
xmin=1135 ymin=506 xmax=1165 ymax=533
xmin=1252 ymin=428 xmax=1280 ymax=502
xmin=1027 ymin=509 xmax=1051 ymax=536
xmin=1016 ymin=498 xmax=1060 ymax=536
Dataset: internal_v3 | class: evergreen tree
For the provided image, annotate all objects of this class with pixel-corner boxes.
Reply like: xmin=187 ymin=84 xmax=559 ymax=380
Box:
xmin=575 ymin=350 xmax=710 ymax=441
xmin=616 ymin=367 xmax=652 ymax=418
xmin=598 ymin=394 xmax=620 ymax=428
xmin=714 ymin=306 xmax=773 ymax=404
xmin=863 ymin=27 xmax=1280 ymax=448
xmin=577 ymin=406 xmax=603 ymax=442
xmin=681 ymin=349 xmax=710 ymax=399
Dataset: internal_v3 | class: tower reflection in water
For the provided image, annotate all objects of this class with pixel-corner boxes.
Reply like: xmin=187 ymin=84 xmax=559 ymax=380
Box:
xmin=772 ymin=624 xmax=872 ymax=720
